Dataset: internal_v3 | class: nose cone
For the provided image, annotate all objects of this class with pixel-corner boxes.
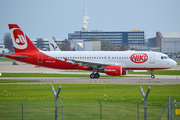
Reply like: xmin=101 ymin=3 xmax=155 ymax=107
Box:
xmin=171 ymin=60 xmax=177 ymax=67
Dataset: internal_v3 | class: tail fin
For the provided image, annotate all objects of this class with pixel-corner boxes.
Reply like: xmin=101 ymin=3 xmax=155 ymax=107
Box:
xmin=49 ymin=38 xmax=61 ymax=51
xmin=8 ymin=24 xmax=39 ymax=53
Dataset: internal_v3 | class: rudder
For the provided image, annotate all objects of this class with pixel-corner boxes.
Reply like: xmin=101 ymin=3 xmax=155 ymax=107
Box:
xmin=9 ymin=24 xmax=38 ymax=53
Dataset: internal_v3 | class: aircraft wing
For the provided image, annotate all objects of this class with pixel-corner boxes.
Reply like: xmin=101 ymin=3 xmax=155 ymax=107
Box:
xmin=68 ymin=59 xmax=117 ymax=69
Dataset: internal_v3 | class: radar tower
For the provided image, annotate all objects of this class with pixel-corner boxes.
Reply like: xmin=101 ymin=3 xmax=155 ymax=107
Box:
xmin=82 ymin=0 xmax=89 ymax=31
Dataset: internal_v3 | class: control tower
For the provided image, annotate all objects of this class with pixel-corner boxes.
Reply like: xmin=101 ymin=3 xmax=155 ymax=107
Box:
xmin=82 ymin=0 xmax=89 ymax=31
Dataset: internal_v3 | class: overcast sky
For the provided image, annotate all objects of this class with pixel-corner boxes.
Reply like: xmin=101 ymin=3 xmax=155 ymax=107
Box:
xmin=0 ymin=0 xmax=180 ymax=40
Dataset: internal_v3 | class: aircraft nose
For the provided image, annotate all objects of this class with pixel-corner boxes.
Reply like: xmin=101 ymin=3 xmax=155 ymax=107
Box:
xmin=171 ymin=60 xmax=177 ymax=67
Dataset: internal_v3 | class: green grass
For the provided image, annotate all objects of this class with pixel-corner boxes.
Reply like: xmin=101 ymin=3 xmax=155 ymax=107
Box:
xmin=0 ymin=80 xmax=39 ymax=83
xmin=0 ymin=84 xmax=180 ymax=102
xmin=174 ymin=59 xmax=180 ymax=65
xmin=0 ymin=57 xmax=14 ymax=61
xmin=128 ymin=70 xmax=180 ymax=75
xmin=0 ymin=73 xmax=131 ymax=77
xmin=0 ymin=84 xmax=180 ymax=120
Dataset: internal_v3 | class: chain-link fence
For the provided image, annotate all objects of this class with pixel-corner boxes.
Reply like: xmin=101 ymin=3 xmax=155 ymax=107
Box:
xmin=0 ymin=99 xmax=180 ymax=120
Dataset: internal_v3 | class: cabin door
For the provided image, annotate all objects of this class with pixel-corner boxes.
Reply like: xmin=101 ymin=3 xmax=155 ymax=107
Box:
xmin=149 ymin=53 xmax=155 ymax=64
xmin=38 ymin=52 xmax=43 ymax=63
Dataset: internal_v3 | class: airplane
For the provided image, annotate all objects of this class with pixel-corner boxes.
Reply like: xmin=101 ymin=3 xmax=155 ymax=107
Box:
xmin=49 ymin=38 xmax=61 ymax=51
xmin=6 ymin=24 xmax=177 ymax=79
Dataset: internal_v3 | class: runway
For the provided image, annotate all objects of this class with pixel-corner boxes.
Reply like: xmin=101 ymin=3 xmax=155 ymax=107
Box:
xmin=0 ymin=61 xmax=180 ymax=85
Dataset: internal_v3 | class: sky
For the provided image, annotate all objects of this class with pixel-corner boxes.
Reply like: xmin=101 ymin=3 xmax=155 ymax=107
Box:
xmin=0 ymin=0 xmax=180 ymax=41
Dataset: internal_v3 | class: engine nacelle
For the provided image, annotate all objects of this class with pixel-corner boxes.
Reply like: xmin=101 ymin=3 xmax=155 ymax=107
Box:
xmin=105 ymin=66 xmax=122 ymax=76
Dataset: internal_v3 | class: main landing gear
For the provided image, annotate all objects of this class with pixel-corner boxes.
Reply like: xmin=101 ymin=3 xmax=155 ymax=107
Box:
xmin=90 ymin=68 xmax=100 ymax=79
xmin=90 ymin=72 xmax=100 ymax=79
xmin=151 ymin=70 xmax=155 ymax=79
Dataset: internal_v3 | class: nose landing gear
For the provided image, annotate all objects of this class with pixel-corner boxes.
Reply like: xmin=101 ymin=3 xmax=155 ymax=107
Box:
xmin=151 ymin=70 xmax=155 ymax=79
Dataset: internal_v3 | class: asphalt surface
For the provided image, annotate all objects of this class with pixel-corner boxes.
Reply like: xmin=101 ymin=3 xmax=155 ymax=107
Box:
xmin=0 ymin=61 xmax=180 ymax=85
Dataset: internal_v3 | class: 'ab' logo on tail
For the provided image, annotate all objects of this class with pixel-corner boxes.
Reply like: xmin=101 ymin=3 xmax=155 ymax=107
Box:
xmin=11 ymin=28 xmax=27 ymax=49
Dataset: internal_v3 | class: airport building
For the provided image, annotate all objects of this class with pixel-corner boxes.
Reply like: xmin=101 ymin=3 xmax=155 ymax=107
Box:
xmin=70 ymin=39 xmax=101 ymax=51
xmin=156 ymin=32 xmax=180 ymax=54
xmin=68 ymin=30 xmax=145 ymax=46
xmin=83 ymin=41 xmax=101 ymax=51
xmin=0 ymin=45 xmax=9 ymax=55
xmin=147 ymin=37 xmax=156 ymax=48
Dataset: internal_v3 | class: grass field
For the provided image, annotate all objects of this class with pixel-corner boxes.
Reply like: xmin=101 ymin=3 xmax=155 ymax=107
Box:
xmin=0 ymin=57 xmax=14 ymax=61
xmin=0 ymin=73 xmax=132 ymax=78
xmin=175 ymin=59 xmax=180 ymax=65
xmin=0 ymin=84 xmax=180 ymax=120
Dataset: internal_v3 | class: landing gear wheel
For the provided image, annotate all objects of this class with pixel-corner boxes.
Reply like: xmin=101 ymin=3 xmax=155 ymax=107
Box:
xmin=95 ymin=73 xmax=100 ymax=78
xmin=151 ymin=70 xmax=155 ymax=79
xmin=151 ymin=75 xmax=155 ymax=79
xmin=90 ymin=73 xmax=95 ymax=79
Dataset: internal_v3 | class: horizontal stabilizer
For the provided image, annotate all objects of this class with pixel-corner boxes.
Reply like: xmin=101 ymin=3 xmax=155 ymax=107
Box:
xmin=6 ymin=54 xmax=28 ymax=58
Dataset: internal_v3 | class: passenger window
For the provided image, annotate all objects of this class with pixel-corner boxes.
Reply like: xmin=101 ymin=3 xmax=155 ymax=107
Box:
xmin=161 ymin=56 xmax=163 ymax=59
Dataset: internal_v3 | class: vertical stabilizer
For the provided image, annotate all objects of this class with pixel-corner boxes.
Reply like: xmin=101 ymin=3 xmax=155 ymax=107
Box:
xmin=49 ymin=38 xmax=61 ymax=51
xmin=8 ymin=24 xmax=39 ymax=53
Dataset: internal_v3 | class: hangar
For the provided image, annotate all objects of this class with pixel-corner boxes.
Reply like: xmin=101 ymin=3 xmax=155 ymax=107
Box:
xmin=156 ymin=32 xmax=180 ymax=54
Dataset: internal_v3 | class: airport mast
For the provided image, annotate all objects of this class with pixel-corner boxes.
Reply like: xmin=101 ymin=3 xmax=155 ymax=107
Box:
xmin=82 ymin=0 xmax=89 ymax=32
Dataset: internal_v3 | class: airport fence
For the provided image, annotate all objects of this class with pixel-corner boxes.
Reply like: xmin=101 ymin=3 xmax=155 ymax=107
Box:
xmin=0 ymin=99 xmax=180 ymax=120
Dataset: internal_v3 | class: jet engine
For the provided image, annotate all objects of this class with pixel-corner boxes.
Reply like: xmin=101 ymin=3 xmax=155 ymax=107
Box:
xmin=105 ymin=66 xmax=122 ymax=76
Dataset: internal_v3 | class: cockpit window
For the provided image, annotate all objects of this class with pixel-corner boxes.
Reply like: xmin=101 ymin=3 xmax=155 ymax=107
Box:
xmin=161 ymin=56 xmax=169 ymax=59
